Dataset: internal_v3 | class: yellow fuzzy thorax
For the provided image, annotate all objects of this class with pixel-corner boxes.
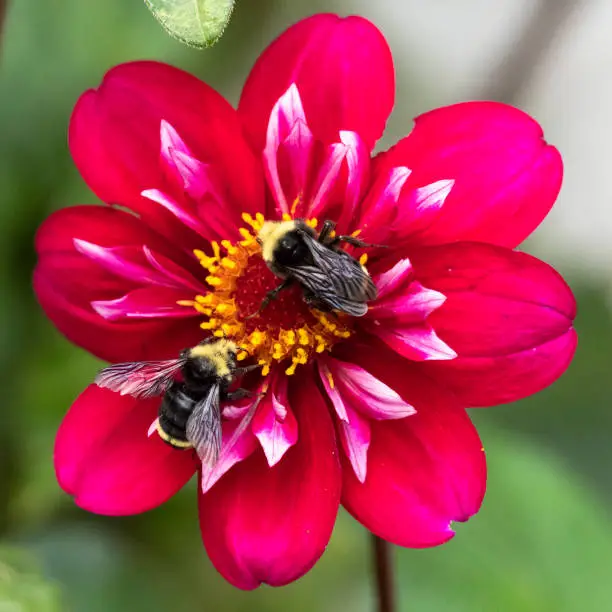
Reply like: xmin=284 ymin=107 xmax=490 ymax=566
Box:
xmin=188 ymin=339 xmax=237 ymax=378
xmin=257 ymin=219 xmax=298 ymax=263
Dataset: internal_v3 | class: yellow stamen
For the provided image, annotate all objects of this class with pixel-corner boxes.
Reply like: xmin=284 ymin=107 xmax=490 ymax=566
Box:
xmin=215 ymin=302 xmax=235 ymax=315
xmin=297 ymin=328 xmax=310 ymax=345
xmin=285 ymin=363 xmax=297 ymax=376
xmin=220 ymin=257 xmax=237 ymax=270
xmin=249 ymin=330 xmax=265 ymax=346
xmin=326 ymin=371 xmax=335 ymax=389
xmin=290 ymin=195 xmax=301 ymax=216
xmin=221 ymin=240 xmax=238 ymax=255
xmin=359 ymin=253 xmax=368 ymax=265
xmin=194 ymin=304 xmax=211 ymax=316
xmin=205 ymin=276 xmax=222 ymax=287
xmin=280 ymin=329 xmax=296 ymax=346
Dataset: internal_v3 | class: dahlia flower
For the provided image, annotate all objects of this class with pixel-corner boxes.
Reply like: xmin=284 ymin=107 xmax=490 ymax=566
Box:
xmin=34 ymin=13 xmax=576 ymax=589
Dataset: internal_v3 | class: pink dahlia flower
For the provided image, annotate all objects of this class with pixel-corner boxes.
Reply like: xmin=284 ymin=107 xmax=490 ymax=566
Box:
xmin=34 ymin=14 xmax=576 ymax=589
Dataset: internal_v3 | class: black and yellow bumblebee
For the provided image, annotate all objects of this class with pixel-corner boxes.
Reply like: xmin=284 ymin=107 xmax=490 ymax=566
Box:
xmin=94 ymin=338 xmax=258 ymax=465
xmin=255 ymin=218 xmax=378 ymax=316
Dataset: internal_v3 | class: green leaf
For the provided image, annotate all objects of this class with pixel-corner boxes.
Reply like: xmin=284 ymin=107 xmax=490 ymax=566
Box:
xmin=144 ymin=0 xmax=235 ymax=48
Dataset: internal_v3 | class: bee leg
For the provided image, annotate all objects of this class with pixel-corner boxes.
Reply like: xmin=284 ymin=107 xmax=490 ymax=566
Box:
xmin=199 ymin=335 xmax=220 ymax=345
xmin=245 ymin=278 xmax=293 ymax=319
xmin=225 ymin=387 xmax=254 ymax=401
xmin=303 ymin=291 xmax=330 ymax=312
xmin=318 ymin=220 xmax=336 ymax=244
xmin=330 ymin=235 xmax=388 ymax=249
xmin=234 ymin=364 xmax=261 ymax=375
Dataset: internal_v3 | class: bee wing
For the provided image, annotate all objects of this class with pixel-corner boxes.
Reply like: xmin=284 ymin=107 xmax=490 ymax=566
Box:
xmin=94 ymin=359 xmax=184 ymax=399
xmin=287 ymin=234 xmax=377 ymax=316
xmin=186 ymin=383 xmax=222 ymax=466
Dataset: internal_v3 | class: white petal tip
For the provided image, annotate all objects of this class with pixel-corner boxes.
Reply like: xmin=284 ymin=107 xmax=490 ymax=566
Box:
xmin=147 ymin=419 xmax=159 ymax=438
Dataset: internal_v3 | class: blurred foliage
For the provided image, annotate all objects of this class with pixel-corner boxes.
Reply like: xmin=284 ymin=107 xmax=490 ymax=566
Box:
xmin=0 ymin=0 xmax=609 ymax=611
xmin=394 ymin=425 xmax=612 ymax=612
xmin=144 ymin=0 xmax=235 ymax=48
xmin=0 ymin=547 xmax=62 ymax=611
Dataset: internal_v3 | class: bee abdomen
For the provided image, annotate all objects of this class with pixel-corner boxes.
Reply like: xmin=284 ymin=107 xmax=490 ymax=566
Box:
xmin=157 ymin=385 xmax=196 ymax=449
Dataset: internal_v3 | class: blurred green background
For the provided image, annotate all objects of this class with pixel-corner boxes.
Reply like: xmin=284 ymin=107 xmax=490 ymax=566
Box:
xmin=0 ymin=1 xmax=608 ymax=610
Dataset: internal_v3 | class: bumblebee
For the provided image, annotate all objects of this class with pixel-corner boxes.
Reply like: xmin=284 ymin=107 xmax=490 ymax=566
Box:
xmin=94 ymin=338 xmax=258 ymax=465
xmin=255 ymin=219 xmax=378 ymax=316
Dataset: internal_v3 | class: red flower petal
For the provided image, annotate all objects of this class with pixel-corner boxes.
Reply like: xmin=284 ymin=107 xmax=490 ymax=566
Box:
xmin=318 ymin=357 xmax=416 ymax=421
xmin=35 ymin=257 xmax=203 ymax=363
xmin=91 ymin=287 xmax=199 ymax=321
xmin=338 ymin=347 xmax=486 ymax=547
xmin=393 ymin=179 xmax=455 ymax=239
xmin=198 ymin=372 xmax=341 ymax=589
xmin=357 ymin=166 xmax=410 ymax=243
xmin=69 ymin=61 xmax=264 ymax=238
xmin=34 ymin=206 xmax=204 ymax=362
xmin=368 ymin=259 xmax=446 ymax=322
xmin=263 ymin=84 xmax=315 ymax=216
xmin=35 ymin=204 xmax=181 ymax=261
xmin=72 ymin=241 xmax=187 ymax=289
xmin=337 ymin=405 xmax=371 ymax=484
xmin=343 ymin=408 xmax=486 ymax=547
xmin=239 ymin=14 xmax=394 ymax=152
xmin=252 ymin=373 xmax=298 ymax=468
xmin=55 ymin=385 xmax=197 ymax=515
xmin=410 ymin=242 xmax=577 ymax=405
xmin=418 ymin=331 xmax=577 ymax=408
xmin=263 ymin=84 xmax=372 ymax=225
xmin=200 ymin=414 xmax=259 ymax=494
xmin=376 ymin=101 xmax=562 ymax=248
xmin=376 ymin=324 xmax=457 ymax=361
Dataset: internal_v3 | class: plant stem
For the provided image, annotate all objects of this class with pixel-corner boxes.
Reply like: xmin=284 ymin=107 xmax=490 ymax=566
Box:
xmin=0 ymin=0 xmax=6 ymax=43
xmin=372 ymin=534 xmax=395 ymax=612
xmin=478 ymin=0 xmax=580 ymax=103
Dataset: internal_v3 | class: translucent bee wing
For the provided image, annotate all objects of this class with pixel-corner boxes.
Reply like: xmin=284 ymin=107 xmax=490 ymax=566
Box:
xmin=285 ymin=233 xmax=376 ymax=316
xmin=94 ymin=359 xmax=184 ymax=399
xmin=186 ymin=384 xmax=222 ymax=466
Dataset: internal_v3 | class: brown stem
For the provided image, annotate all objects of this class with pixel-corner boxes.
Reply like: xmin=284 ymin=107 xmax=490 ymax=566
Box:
xmin=479 ymin=0 xmax=580 ymax=103
xmin=372 ymin=534 xmax=395 ymax=612
xmin=0 ymin=0 xmax=6 ymax=43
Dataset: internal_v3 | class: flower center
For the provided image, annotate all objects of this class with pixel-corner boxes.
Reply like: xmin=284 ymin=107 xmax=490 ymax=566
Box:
xmin=180 ymin=213 xmax=352 ymax=375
